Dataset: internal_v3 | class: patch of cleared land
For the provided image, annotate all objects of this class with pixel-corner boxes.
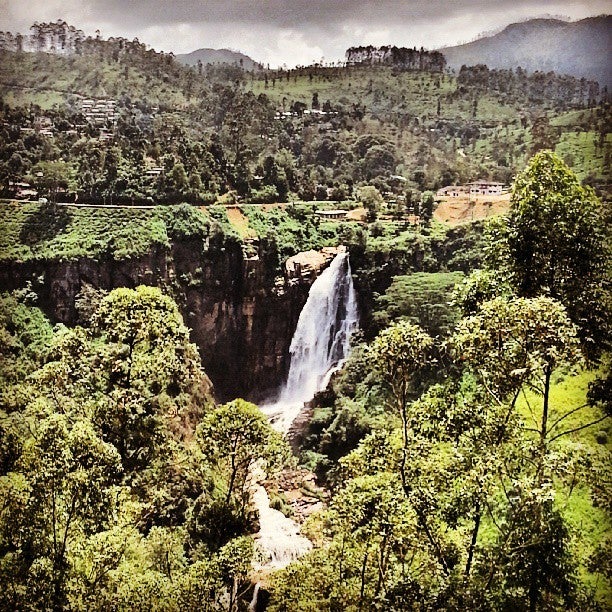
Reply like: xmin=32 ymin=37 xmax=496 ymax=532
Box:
xmin=225 ymin=206 xmax=257 ymax=239
xmin=434 ymin=194 xmax=511 ymax=225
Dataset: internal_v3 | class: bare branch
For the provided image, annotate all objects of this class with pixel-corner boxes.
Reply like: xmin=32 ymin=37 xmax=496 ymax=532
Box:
xmin=547 ymin=403 xmax=589 ymax=433
xmin=548 ymin=414 xmax=609 ymax=443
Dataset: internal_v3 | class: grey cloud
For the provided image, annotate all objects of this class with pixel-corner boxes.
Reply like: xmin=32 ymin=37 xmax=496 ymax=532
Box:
xmin=1 ymin=0 xmax=608 ymax=65
xmin=31 ymin=0 xmax=609 ymax=31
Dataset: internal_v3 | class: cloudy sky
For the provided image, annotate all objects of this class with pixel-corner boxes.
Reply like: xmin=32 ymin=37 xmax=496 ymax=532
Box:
xmin=0 ymin=0 xmax=608 ymax=66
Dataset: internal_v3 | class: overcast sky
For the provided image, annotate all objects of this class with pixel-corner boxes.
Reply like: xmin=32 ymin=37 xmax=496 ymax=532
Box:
xmin=0 ymin=0 xmax=608 ymax=66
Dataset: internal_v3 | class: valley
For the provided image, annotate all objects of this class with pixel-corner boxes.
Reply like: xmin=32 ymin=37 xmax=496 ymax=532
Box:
xmin=0 ymin=15 xmax=610 ymax=612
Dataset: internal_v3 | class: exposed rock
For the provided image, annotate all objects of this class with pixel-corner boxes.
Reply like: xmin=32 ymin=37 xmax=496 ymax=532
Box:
xmin=286 ymin=403 xmax=315 ymax=453
xmin=0 ymin=240 xmax=342 ymax=402
xmin=265 ymin=467 xmax=327 ymax=525
xmin=285 ymin=245 xmax=345 ymax=284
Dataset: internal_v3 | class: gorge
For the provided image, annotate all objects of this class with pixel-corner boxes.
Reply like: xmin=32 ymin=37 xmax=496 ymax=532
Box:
xmin=251 ymin=249 xmax=359 ymax=609
xmin=0 ymin=225 xmax=349 ymax=402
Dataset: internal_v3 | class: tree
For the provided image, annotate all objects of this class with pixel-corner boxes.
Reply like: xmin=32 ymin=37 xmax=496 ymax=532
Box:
xmin=451 ymin=268 xmax=513 ymax=316
xmin=357 ymin=185 xmax=384 ymax=222
xmin=373 ymin=271 xmax=464 ymax=338
xmin=196 ymin=399 xmax=286 ymax=510
xmin=420 ymin=191 xmax=435 ymax=224
xmin=361 ymin=145 xmax=396 ymax=181
xmin=368 ymin=322 xmax=452 ymax=573
xmin=91 ymin=286 xmax=209 ymax=470
xmin=495 ymin=151 xmax=611 ymax=358
xmin=0 ymin=414 xmax=122 ymax=611
xmin=168 ymin=161 xmax=189 ymax=196
xmin=451 ymin=296 xmax=604 ymax=609
xmin=529 ymin=116 xmax=558 ymax=154
xmin=31 ymin=160 xmax=76 ymax=203
xmin=452 ymin=297 xmax=582 ymax=434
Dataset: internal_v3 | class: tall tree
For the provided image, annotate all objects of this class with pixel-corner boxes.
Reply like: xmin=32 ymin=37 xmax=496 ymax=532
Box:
xmin=91 ymin=286 xmax=210 ymax=470
xmin=490 ymin=150 xmax=611 ymax=359
xmin=196 ymin=399 xmax=286 ymax=511
xmin=0 ymin=414 xmax=122 ymax=611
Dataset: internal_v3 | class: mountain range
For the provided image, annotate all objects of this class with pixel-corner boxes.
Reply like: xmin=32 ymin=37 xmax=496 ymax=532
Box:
xmin=176 ymin=16 xmax=610 ymax=87
xmin=440 ymin=15 xmax=611 ymax=87
xmin=175 ymin=48 xmax=261 ymax=70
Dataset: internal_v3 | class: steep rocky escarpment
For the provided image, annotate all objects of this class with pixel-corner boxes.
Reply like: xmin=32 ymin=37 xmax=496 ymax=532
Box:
xmin=0 ymin=237 xmax=342 ymax=400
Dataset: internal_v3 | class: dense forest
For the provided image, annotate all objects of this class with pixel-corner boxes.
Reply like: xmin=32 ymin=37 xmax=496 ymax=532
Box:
xmin=0 ymin=20 xmax=610 ymax=612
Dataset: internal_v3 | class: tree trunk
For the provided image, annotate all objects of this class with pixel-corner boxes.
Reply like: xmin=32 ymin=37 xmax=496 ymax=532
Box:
xmin=358 ymin=546 xmax=369 ymax=610
xmin=465 ymin=503 xmax=481 ymax=576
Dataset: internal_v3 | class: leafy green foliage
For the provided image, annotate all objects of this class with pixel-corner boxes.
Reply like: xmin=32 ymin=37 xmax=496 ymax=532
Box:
xmin=0 ymin=202 xmax=233 ymax=261
xmin=197 ymin=399 xmax=287 ymax=509
xmin=452 ymin=296 xmax=581 ymax=398
xmin=1 ymin=34 xmax=608 ymax=208
xmin=0 ymin=286 xmax=283 ymax=610
xmin=274 ymin=154 xmax=610 ymax=610
xmin=495 ymin=151 xmax=611 ymax=358
xmin=0 ymin=292 xmax=53 ymax=400
xmin=0 ymin=44 xmax=610 ymax=610
xmin=241 ymin=204 xmax=337 ymax=261
xmin=373 ymin=271 xmax=464 ymax=337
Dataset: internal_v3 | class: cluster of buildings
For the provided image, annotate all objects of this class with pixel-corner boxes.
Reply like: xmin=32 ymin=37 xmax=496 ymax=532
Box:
xmin=436 ymin=181 xmax=506 ymax=197
xmin=8 ymin=181 xmax=38 ymax=199
xmin=10 ymin=97 xmax=123 ymax=146
xmin=17 ymin=116 xmax=68 ymax=139
xmin=80 ymin=98 xmax=120 ymax=127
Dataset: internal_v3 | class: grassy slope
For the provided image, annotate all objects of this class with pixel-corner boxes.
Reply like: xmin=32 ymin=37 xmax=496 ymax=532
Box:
xmin=0 ymin=202 xmax=221 ymax=262
xmin=248 ymin=68 xmax=512 ymax=123
xmin=0 ymin=50 xmax=195 ymax=109
xmin=517 ymin=369 xmax=611 ymax=605
xmin=555 ymin=131 xmax=611 ymax=182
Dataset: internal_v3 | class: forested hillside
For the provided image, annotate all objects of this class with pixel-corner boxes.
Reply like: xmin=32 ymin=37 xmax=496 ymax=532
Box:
xmin=0 ymin=21 xmax=609 ymax=206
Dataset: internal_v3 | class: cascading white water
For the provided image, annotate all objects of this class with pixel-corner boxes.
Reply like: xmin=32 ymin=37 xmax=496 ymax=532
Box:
xmin=262 ymin=251 xmax=359 ymax=432
xmin=252 ymin=484 xmax=312 ymax=569
xmin=282 ymin=251 xmax=358 ymax=403
xmin=253 ymin=251 xmax=358 ymax=571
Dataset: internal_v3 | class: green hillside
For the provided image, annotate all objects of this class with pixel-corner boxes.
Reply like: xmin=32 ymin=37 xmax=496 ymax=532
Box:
xmin=0 ymin=27 xmax=609 ymax=206
xmin=0 ymin=49 xmax=205 ymax=110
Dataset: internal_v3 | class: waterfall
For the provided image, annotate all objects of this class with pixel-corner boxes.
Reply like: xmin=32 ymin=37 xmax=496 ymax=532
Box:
xmin=262 ymin=251 xmax=359 ymax=432
xmin=282 ymin=251 xmax=358 ymax=403
xmin=252 ymin=484 xmax=312 ymax=569
xmin=252 ymin=251 xmax=358 ymax=572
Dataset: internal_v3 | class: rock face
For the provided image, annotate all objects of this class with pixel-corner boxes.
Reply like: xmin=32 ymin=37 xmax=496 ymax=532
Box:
xmin=0 ymin=239 xmax=344 ymax=401
xmin=284 ymin=246 xmax=345 ymax=283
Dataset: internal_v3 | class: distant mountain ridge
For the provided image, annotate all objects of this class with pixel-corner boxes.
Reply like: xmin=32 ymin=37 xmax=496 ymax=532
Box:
xmin=440 ymin=15 xmax=611 ymax=87
xmin=175 ymin=48 xmax=261 ymax=70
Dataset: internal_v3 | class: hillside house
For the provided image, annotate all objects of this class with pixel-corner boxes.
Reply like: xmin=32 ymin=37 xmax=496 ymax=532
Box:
xmin=436 ymin=185 xmax=469 ymax=197
xmin=437 ymin=182 xmax=505 ymax=197
xmin=80 ymin=98 xmax=120 ymax=126
xmin=9 ymin=181 xmax=37 ymax=199
xmin=145 ymin=167 xmax=164 ymax=178
xmin=315 ymin=209 xmax=348 ymax=220
xmin=468 ymin=181 xmax=505 ymax=195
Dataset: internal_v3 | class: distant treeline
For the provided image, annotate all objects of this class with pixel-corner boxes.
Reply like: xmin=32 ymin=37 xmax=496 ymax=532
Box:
xmin=345 ymin=45 xmax=446 ymax=72
xmin=0 ymin=20 xmax=176 ymax=66
xmin=457 ymin=64 xmax=604 ymax=107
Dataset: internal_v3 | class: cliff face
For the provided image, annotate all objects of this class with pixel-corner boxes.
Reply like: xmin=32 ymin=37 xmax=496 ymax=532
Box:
xmin=0 ymin=238 xmax=340 ymax=401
